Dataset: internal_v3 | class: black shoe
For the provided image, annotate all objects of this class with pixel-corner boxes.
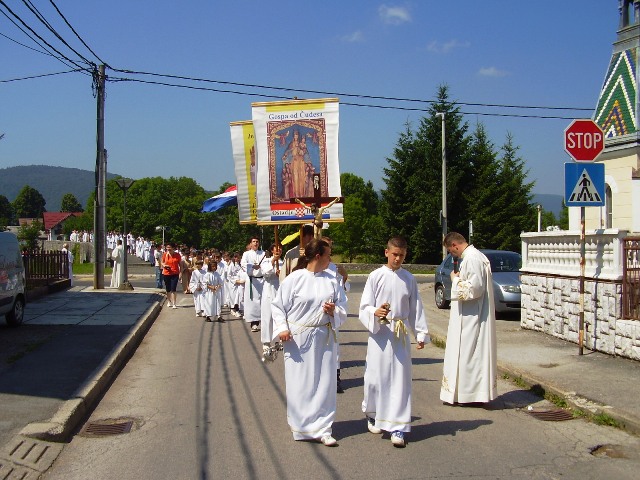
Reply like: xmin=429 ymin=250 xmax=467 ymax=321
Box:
xmin=205 ymin=316 xmax=212 ymax=322
xmin=217 ymin=316 xmax=225 ymax=323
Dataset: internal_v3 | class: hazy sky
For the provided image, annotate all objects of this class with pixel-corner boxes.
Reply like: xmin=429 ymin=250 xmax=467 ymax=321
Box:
xmin=1 ymin=1 xmax=619 ymax=196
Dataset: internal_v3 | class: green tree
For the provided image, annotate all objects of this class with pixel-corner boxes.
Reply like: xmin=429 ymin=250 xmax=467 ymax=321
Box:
xmin=470 ymin=132 xmax=535 ymax=251
xmin=330 ymin=172 xmax=380 ymax=261
xmin=13 ymin=185 xmax=46 ymax=218
xmin=331 ymin=196 xmax=368 ymax=262
xmin=381 ymin=84 xmax=470 ymax=263
xmin=558 ymin=200 xmax=569 ymax=230
xmin=0 ymin=194 xmax=14 ymax=229
xmin=339 ymin=172 xmax=379 ymax=214
xmin=60 ymin=193 xmax=84 ymax=212
xmin=17 ymin=220 xmax=44 ymax=251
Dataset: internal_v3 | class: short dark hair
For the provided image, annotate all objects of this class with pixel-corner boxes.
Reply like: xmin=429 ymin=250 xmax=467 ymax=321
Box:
xmin=387 ymin=236 xmax=407 ymax=249
xmin=443 ymin=232 xmax=466 ymax=247
xmin=302 ymin=224 xmax=314 ymax=238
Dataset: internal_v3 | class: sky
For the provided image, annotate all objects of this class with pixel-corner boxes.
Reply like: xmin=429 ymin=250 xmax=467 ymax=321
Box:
xmin=0 ymin=1 xmax=620 ymax=198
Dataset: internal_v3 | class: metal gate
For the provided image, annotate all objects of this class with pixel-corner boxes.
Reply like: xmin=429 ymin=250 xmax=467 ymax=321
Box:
xmin=623 ymin=237 xmax=640 ymax=319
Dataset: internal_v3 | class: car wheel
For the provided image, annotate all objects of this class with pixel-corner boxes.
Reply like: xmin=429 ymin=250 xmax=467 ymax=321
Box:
xmin=5 ymin=296 xmax=25 ymax=327
xmin=435 ymin=284 xmax=450 ymax=309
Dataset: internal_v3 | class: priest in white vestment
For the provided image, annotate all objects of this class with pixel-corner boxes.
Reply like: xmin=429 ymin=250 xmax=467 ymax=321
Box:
xmin=440 ymin=232 xmax=497 ymax=405
xmin=110 ymin=240 xmax=125 ymax=288
xmin=359 ymin=236 xmax=429 ymax=448
xmin=271 ymin=239 xmax=347 ymax=447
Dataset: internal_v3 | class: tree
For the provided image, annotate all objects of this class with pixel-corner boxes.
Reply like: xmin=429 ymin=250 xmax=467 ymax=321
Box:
xmin=17 ymin=220 xmax=44 ymax=251
xmin=331 ymin=196 xmax=367 ymax=262
xmin=0 ymin=194 xmax=14 ymax=229
xmin=13 ymin=185 xmax=46 ymax=218
xmin=381 ymin=84 xmax=470 ymax=263
xmin=60 ymin=193 xmax=84 ymax=213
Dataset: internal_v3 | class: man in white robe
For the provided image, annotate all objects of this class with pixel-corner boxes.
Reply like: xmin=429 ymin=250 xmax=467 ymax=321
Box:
xmin=440 ymin=232 xmax=497 ymax=405
xmin=271 ymin=253 xmax=347 ymax=445
xmin=359 ymin=236 xmax=429 ymax=448
xmin=61 ymin=243 xmax=74 ymax=286
xmin=110 ymin=239 xmax=125 ymax=288
xmin=241 ymin=237 xmax=266 ymax=332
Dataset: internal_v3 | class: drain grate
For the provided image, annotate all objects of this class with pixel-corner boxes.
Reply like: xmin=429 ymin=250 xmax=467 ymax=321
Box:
xmin=80 ymin=419 xmax=134 ymax=437
xmin=527 ymin=408 xmax=575 ymax=421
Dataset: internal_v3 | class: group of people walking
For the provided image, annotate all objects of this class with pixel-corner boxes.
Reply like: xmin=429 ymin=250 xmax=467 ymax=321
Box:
xmin=150 ymin=229 xmax=498 ymax=449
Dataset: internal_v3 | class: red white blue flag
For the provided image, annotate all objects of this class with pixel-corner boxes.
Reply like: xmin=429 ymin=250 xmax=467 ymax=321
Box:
xmin=201 ymin=185 xmax=237 ymax=213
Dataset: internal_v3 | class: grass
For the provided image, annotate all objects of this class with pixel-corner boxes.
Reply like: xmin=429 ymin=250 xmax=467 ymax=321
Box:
xmin=501 ymin=374 xmax=624 ymax=426
xmin=73 ymin=263 xmax=112 ymax=274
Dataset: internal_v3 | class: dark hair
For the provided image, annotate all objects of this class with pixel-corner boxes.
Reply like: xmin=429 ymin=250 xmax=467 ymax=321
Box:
xmin=302 ymin=224 xmax=314 ymax=238
xmin=387 ymin=236 xmax=407 ymax=249
xmin=293 ymin=239 xmax=330 ymax=271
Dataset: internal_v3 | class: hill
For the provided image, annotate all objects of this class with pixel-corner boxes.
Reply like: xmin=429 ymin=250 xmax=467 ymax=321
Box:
xmin=0 ymin=165 xmax=118 ymax=212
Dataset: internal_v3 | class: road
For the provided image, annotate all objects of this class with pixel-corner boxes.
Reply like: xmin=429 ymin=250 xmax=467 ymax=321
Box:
xmin=41 ymin=276 xmax=640 ymax=480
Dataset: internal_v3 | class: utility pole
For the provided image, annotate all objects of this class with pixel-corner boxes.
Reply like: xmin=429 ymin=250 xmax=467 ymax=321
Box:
xmin=435 ymin=112 xmax=447 ymax=259
xmin=93 ymin=65 xmax=106 ymax=289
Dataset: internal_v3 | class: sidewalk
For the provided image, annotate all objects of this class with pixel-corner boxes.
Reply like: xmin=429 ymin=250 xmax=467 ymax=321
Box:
xmin=418 ymin=282 xmax=640 ymax=436
xmin=0 ymin=284 xmax=164 ymax=477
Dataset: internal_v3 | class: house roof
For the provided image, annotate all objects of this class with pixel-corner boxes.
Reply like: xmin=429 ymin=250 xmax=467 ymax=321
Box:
xmin=42 ymin=212 xmax=80 ymax=231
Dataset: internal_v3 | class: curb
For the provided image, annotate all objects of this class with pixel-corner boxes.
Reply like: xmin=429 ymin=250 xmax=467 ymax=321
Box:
xmin=19 ymin=294 xmax=165 ymax=442
xmin=429 ymin=332 xmax=640 ymax=437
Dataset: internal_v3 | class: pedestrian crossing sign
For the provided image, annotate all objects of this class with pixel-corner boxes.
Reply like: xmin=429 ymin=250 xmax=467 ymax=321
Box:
xmin=564 ymin=162 xmax=605 ymax=207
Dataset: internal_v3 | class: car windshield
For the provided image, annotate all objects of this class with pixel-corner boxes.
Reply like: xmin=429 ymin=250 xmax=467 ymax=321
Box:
xmin=485 ymin=252 xmax=522 ymax=272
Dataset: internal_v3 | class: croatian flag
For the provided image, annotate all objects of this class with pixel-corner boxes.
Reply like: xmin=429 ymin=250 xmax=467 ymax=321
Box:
xmin=201 ymin=185 xmax=238 ymax=212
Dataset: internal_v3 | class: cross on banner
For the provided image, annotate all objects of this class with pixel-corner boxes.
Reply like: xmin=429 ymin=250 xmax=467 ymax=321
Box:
xmin=290 ymin=173 xmax=343 ymax=239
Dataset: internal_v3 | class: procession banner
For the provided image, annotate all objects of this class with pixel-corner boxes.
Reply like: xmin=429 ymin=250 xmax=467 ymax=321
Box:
xmin=251 ymin=98 xmax=343 ymax=225
xmin=229 ymin=120 xmax=257 ymax=224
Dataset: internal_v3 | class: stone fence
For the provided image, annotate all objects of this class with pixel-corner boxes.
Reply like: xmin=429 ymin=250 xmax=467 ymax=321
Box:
xmin=520 ymin=229 xmax=639 ymax=360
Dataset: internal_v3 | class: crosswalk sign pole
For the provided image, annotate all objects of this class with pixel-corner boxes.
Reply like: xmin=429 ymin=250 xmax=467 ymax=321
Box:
xmin=579 ymin=207 xmax=585 ymax=356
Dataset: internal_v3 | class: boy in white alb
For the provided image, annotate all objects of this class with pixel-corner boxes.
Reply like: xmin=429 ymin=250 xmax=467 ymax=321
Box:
xmin=359 ymin=236 xmax=429 ymax=448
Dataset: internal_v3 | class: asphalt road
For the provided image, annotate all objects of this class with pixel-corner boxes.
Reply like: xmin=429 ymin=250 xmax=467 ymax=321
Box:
xmin=38 ymin=276 xmax=640 ymax=480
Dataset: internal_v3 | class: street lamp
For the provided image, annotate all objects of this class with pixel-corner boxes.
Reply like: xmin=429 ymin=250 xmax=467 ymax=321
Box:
xmin=155 ymin=225 xmax=169 ymax=246
xmin=115 ymin=177 xmax=135 ymax=290
xmin=435 ymin=112 xmax=447 ymax=259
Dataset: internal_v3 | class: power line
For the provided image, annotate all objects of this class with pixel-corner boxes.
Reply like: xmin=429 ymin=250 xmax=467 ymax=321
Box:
xmin=108 ymin=75 xmax=582 ymax=119
xmin=112 ymin=68 xmax=593 ymax=112
xmin=0 ymin=0 xmax=90 ymax=72
xmin=0 ymin=69 xmax=83 ymax=83
xmin=47 ymin=0 xmax=108 ymax=66
xmin=20 ymin=0 xmax=94 ymax=67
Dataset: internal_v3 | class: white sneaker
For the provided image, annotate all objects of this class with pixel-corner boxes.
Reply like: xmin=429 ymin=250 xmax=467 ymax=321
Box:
xmin=196 ymin=312 xmax=202 ymax=317
xmin=390 ymin=431 xmax=405 ymax=447
xmin=366 ymin=417 xmax=382 ymax=434
xmin=172 ymin=305 xmax=178 ymax=310
xmin=320 ymin=435 xmax=337 ymax=447
xmin=167 ymin=302 xmax=174 ymax=308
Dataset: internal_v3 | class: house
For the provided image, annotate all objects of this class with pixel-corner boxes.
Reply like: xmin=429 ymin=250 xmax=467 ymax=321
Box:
xmin=42 ymin=212 xmax=81 ymax=241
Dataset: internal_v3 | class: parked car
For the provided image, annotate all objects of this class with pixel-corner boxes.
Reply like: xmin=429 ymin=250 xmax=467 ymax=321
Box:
xmin=0 ymin=231 xmax=26 ymax=326
xmin=434 ymin=249 xmax=522 ymax=314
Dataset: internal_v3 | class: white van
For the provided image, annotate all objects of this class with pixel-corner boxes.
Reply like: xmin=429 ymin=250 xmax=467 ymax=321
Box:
xmin=0 ymin=232 xmax=26 ymax=326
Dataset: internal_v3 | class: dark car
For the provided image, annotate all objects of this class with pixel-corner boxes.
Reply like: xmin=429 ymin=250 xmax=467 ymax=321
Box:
xmin=434 ymin=249 xmax=522 ymax=314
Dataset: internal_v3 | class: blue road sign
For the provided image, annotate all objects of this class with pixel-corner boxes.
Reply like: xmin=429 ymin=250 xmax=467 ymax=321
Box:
xmin=565 ymin=162 xmax=605 ymax=207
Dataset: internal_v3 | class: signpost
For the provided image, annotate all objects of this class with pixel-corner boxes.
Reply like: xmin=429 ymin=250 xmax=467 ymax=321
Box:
xmin=564 ymin=119 xmax=605 ymax=355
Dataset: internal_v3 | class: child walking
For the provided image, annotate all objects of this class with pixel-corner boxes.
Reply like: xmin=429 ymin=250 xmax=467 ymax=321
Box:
xmin=358 ymin=236 xmax=429 ymax=448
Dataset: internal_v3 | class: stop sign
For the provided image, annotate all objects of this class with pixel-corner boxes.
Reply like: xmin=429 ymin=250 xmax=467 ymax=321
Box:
xmin=564 ymin=119 xmax=604 ymax=162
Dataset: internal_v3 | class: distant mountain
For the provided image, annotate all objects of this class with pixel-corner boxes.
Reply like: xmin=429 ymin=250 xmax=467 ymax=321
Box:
xmin=532 ymin=194 xmax=564 ymax=217
xmin=0 ymin=165 xmax=118 ymax=212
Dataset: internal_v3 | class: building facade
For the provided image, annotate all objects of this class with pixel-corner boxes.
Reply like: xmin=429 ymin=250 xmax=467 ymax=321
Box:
xmin=522 ymin=1 xmax=640 ymax=360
